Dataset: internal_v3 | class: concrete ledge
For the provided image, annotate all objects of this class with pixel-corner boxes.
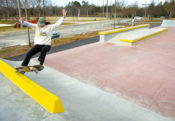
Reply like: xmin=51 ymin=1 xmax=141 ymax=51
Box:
xmin=120 ymin=28 xmax=168 ymax=43
xmin=99 ymin=24 xmax=150 ymax=35
xmin=0 ymin=60 xmax=65 ymax=114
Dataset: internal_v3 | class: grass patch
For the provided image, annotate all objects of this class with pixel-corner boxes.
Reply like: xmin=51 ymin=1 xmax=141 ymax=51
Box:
xmin=0 ymin=45 xmax=31 ymax=58
xmin=51 ymin=32 xmax=98 ymax=47
xmin=0 ymin=32 xmax=99 ymax=59
xmin=62 ymin=22 xmax=75 ymax=25
xmin=0 ymin=26 xmax=30 ymax=32
xmin=0 ymin=20 xmax=17 ymax=24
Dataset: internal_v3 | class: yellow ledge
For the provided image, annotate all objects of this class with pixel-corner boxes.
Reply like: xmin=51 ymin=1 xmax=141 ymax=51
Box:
xmin=120 ymin=28 xmax=169 ymax=43
xmin=0 ymin=60 xmax=65 ymax=114
xmin=99 ymin=24 xmax=150 ymax=35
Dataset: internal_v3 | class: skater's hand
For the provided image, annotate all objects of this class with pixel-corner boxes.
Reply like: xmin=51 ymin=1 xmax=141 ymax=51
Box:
xmin=19 ymin=18 xmax=25 ymax=23
xmin=62 ymin=9 xmax=67 ymax=17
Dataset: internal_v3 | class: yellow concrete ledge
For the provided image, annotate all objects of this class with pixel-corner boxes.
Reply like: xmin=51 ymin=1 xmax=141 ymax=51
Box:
xmin=99 ymin=24 xmax=150 ymax=35
xmin=0 ymin=60 xmax=65 ymax=114
xmin=120 ymin=28 xmax=169 ymax=43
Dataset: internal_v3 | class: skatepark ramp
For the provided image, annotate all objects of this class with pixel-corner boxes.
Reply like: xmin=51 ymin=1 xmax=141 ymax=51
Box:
xmin=99 ymin=24 xmax=150 ymax=43
xmin=0 ymin=60 xmax=65 ymax=114
xmin=161 ymin=20 xmax=175 ymax=27
xmin=99 ymin=24 xmax=168 ymax=46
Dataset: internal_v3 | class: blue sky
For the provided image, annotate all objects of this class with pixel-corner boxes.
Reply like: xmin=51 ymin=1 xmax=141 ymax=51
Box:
xmin=52 ymin=0 xmax=166 ymax=7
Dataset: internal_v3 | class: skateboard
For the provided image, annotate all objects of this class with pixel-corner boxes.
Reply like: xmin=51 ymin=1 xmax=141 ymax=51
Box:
xmin=15 ymin=65 xmax=44 ymax=74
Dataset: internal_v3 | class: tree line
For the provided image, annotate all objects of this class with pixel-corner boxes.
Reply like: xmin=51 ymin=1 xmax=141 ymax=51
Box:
xmin=0 ymin=0 xmax=175 ymax=20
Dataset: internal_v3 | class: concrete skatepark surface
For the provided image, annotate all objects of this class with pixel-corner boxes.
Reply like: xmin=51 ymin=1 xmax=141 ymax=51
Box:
xmin=0 ymin=60 xmax=173 ymax=121
xmin=1 ymin=20 xmax=175 ymax=121
xmin=44 ymin=28 xmax=175 ymax=119
xmin=44 ymin=26 xmax=175 ymax=119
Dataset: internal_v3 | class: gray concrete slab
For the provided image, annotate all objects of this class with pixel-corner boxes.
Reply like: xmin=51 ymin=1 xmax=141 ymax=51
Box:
xmin=0 ymin=59 xmax=173 ymax=121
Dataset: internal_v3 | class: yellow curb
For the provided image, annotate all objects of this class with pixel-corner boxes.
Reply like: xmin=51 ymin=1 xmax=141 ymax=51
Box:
xmin=0 ymin=60 xmax=65 ymax=114
xmin=120 ymin=28 xmax=169 ymax=43
xmin=99 ymin=24 xmax=150 ymax=35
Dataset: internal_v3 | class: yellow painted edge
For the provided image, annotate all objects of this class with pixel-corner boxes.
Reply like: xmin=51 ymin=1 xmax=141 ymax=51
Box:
xmin=0 ymin=60 xmax=65 ymax=114
xmin=99 ymin=24 xmax=150 ymax=35
xmin=120 ymin=28 xmax=169 ymax=43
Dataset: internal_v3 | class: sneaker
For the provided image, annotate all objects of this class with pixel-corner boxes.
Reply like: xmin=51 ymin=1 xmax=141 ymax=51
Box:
xmin=38 ymin=65 xmax=44 ymax=71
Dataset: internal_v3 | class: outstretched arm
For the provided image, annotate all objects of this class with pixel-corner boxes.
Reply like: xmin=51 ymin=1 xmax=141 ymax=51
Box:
xmin=19 ymin=18 xmax=36 ymax=28
xmin=53 ymin=9 xmax=67 ymax=28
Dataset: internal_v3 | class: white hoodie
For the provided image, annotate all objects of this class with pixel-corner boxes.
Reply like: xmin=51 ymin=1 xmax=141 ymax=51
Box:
xmin=23 ymin=17 xmax=64 ymax=45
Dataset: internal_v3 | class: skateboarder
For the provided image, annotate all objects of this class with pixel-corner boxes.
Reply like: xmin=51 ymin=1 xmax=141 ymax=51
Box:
xmin=20 ymin=9 xmax=67 ymax=69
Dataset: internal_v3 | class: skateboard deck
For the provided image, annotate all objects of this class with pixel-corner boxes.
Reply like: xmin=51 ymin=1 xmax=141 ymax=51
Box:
xmin=15 ymin=65 xmax=44 ymax=74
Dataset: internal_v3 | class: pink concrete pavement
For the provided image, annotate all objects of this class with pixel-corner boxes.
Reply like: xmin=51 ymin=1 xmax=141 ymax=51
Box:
xmin=45 ymin=28 xmax=175 ymax=118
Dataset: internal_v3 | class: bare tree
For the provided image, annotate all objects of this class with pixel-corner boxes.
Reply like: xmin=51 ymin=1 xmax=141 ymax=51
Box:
xmin=82 ymin=0 xmax=89 ymax=17
xmin=129 ymin=1 xmax=138 ymax=18
xmin=5 ymin=0 xmax=10 ymax=19
xmin=165 ymin=0 xmax=175 ymax=18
